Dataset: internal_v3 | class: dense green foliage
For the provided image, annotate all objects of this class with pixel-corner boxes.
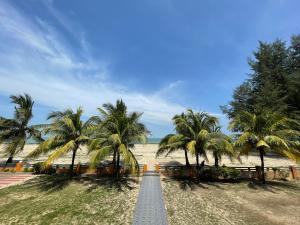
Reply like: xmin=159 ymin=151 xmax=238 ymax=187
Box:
xmin=88 ymin=100 xmax=149 ymax=178
xmin=27 ymin=107 xmax=90 ymax=174
xmin=157 ymin=110 xmax=235 ymax=178
xmin=32 ymin=162 xmax=56 ymax=174
xmin=230 ymin=111 xmax=300 ymax=183
xmin=222 ymin=34 xmax=300 ymax=122
xmin=0 ymin=94 xmax=43 ymax=163
xmin=199 ymin=166 xmax=241 ymax=181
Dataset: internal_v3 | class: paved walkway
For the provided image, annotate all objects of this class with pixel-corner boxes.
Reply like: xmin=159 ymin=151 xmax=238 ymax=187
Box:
xmin=0 ymin=173 xmax=34 ymax=189
xmin=132 ymin=171 xmax=168 ymax=225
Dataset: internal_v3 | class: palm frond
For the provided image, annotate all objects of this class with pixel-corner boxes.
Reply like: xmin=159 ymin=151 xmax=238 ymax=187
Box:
xmin=89 ymin=146 xmax=113 ymax=167
xmin=186 ymin=140 xmax=196 ymax=155
xmin=44 ymin=140 xmax=76 ymax=166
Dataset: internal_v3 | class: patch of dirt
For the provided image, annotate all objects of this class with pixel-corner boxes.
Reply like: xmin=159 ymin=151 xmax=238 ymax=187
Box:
xmin=162 ymin=179 xmax=300 ymax=225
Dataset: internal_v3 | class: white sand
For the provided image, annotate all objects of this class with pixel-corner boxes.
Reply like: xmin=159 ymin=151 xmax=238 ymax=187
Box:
xmin=1 ymin=144 xmax=298 ymax=169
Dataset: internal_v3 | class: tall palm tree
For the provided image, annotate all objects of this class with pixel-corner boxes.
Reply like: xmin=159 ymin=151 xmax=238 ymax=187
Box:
xmin=230 ymin=111 xmax=300 ymax=183
xmin=27 ymin=107 xmax=90 ymax=175
xmin=0 ymin=94 xmax=43 ymax=164
xmin=88 ymin=100 xmax=148 ymax=179
xmin=157 ymin=133 xmax=190 ymax=167
xmin=156 ymin=113 xmax=191 ymax=167
xmin=157 ymin=110 xmax=218 ymax=178
xmin=205 ymin=126 xmax=235 ymax=167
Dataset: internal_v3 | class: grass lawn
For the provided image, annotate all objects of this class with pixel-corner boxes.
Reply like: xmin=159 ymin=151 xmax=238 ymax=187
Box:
xmin=162 ymin=178 xmax=300 ymax=225
xmin=0 ymin=175 xmax=140 ymax=225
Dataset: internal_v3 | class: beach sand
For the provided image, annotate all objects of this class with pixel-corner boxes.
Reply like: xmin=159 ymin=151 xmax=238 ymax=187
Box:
xmin=1 ymin=144 xmax=298 ymax=169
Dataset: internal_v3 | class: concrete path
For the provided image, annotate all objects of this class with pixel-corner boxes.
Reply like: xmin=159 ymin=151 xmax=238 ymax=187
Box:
xmin=0 ymin=172 xmax=34 ymax=189
xmin=132 ymin=171 xmax=168 ymax=225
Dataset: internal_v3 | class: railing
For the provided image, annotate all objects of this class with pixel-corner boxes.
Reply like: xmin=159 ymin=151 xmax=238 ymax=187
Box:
xmin=157 ymin=165 xmax=300 ymax=180
xmin=1 ymin=161 xmax=299 ymax=180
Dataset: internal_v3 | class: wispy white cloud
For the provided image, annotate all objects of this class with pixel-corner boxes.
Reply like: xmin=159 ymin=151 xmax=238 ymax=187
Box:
xmin=0 ymin=0 xmax=185 ymax=125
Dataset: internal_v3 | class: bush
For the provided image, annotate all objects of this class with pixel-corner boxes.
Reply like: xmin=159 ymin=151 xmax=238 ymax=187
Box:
xmin=23 ymin=167 xmax=34 ymax=173
xmin=44 ymin=167 xmax=56 ymax=174
xmin=32 ymin=163 xmax=56 ymax=174
xmin=199 ymin=166 xmax=240 ymax=181
xmin=33 ymin=162 xmax=43 ymax=174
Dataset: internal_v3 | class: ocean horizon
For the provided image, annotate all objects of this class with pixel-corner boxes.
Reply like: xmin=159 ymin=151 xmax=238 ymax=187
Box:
xmin=26 ymin=137 xmax=162 ymax=145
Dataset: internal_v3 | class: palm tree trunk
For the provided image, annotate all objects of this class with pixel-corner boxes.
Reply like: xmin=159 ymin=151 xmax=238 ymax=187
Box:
xmin=116 ymin=151 xmax=120 ymax=179
xmin=70 ymin=148 xmax=77 ymax=176
xmin=112 ymin=149 xmax=117 ymax=164
xmin=184 ymin=149 xmax=190 ymax=167
xmin=5 ymin=155 xmax=13 ymax=165
xmin=112 ymin=148 xmax=117 ymax=176
xmin=196 ymin=151 xmax=199 ymax=182
xmin=259 ymin=148 xmax=265 ymax=184
xmin=214 ymin=156 xmax=219 ymax=167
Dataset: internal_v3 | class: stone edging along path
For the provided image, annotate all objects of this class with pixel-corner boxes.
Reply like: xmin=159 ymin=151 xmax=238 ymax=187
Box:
xmin=132 ymin=171 xmax=168 ymax=225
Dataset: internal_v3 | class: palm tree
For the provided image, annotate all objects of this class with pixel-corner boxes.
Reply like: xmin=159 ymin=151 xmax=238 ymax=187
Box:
xmin=156 ymin=113 xmax=191 ymax=167
xmin=27 ymin=107 xmax=90 ymax=175
xmin=175 ymin=110 xmax=219 ymax=178
xmin=157 ymin=110 xmax=218 ymax=179
xmin=0 ymin=94 xmax=43 ymax=164
xmin=157 ymin=134 xmax=191 ymax=167
xmin=88 ymin=100 xmax=149 ymax=179
xmin=205 ymin=126 xmax=235 ymax=167
xmin=230 ymin=111 xmax=300 ymax=183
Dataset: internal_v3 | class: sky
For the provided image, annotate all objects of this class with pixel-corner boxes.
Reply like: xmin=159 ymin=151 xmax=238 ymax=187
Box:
xmin=0 ymin=0 xmax=299 ymax=137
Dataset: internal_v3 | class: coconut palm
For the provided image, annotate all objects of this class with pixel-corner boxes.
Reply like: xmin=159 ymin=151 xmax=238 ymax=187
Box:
xmin=157 ymin=110 xmax=218 ymax=178
xmin=230 ymin=111 xmax=300 ymax=183
xmin=174 ymin=110 xmax=219 ymax=177
xmin=88 ymin=100 xmax=148 ymax=179
xmin=156 ymin=113 xmax=191 ymax=167
xmin=157 ymin=133 xmax=190 ymax=167
xmin=27 ymin=107 xmax=90 ymax=175
xmin=205 ymin=126 xmax=235 ymax=167
xmin=0 ymin=94 xmax=43 ymax=164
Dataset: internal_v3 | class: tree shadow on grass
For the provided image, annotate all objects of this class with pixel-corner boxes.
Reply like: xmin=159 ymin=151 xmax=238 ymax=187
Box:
xmin=162 ymin=176 xmax=226 ymax=191
xmin=80 ymin=175 xmax=139 ymax=192
xmin=162 ymin=176 xmax=300 ymax=194
xmin=24 ymin=174 xmax=139 ymax=193
xmin=246 ymin=179 xmax=300 ymax=193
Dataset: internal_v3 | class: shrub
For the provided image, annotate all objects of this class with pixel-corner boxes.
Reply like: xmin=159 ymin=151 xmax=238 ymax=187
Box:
xmin=44 ymin=167 xmax=56 ymax=174
xmin=23 ymin=167 xmax=34 ymax=173
xmin=33 ymin=162 xmax=43 ymax=174
xmin=32 ymin=163 xmax=56 ymax=174
xmin=199 ymin=166 xmax=240 ymax=181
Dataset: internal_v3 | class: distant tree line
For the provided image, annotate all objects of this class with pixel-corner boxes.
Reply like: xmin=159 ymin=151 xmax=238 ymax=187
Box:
xmin=221 ymin=34 xmax=300 ymax=123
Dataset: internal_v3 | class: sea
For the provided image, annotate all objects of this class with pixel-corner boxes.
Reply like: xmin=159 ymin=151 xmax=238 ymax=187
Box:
xmin=26 ymin=137 xmax=161 ymax=144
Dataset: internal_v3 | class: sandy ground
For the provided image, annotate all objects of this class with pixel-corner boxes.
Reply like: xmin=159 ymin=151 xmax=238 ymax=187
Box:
xmin=0 ymin=144 xmax=298 ymax=169
xmin=162 ymin=179 xmax=300 ymax=225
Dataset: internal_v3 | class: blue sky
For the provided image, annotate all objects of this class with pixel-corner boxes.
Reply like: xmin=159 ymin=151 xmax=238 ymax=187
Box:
xmin=0 ymin=0 xmax=299 ymax=137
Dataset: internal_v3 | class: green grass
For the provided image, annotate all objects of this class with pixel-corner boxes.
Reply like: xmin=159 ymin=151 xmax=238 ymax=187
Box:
xmin=0 ymin=175 xmax=139 ymax=225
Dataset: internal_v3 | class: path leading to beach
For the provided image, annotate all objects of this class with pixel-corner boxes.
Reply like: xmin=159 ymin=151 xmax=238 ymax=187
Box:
xmin=0 ymin=173 xmax=34 ymax=189
xmin=132 ymin=171 xmax=168 ymax=225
